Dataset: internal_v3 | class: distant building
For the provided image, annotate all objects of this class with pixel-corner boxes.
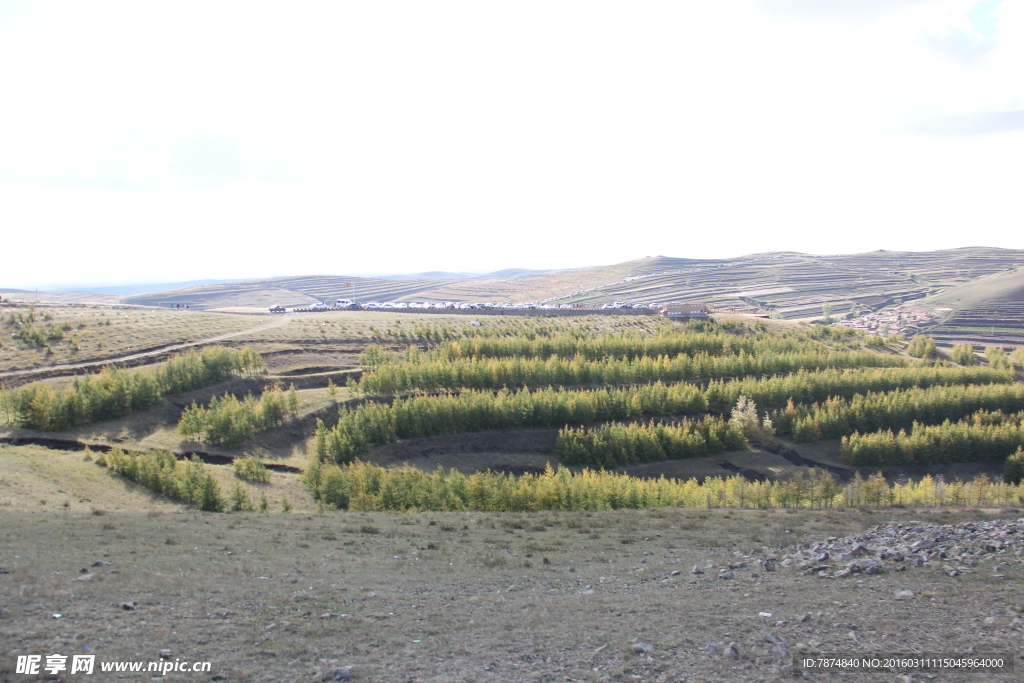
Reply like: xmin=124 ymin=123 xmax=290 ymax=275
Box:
xmin=662 ymin=303 xmax=709 ymax=318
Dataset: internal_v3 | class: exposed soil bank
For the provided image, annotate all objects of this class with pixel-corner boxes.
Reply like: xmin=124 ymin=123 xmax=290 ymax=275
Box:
xmin=0 ymin=436 xmax=301 ymax=473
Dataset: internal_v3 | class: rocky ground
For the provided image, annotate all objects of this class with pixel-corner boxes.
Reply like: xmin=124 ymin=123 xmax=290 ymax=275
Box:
xmin=2 ymin=507 xmax=1022 ymax=682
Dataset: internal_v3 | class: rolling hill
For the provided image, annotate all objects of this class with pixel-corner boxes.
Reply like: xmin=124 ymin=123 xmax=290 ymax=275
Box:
xmin=917 ymin=267 xmax=1024 ymax=346
xmin=113 ymin=247 xmax=1024 ymax=319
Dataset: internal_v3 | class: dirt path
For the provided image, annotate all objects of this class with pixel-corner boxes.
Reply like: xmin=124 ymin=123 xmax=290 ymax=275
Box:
xmin=0 ymin=317 xmax=289 ymax=381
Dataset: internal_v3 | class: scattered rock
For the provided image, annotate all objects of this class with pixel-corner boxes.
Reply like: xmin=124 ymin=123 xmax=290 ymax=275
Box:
xmin=92 ymin=561 xmax=111 ymax=567
xmin=895 ymin=590 xmax=915 ymax=601
xmin=779 ymin=519 xmax=1024 ymax=581
xmin=670 ymin=570 xmax=681 ymax=577
xmin=75 ymin=573 xmax=94 ymax=581
xmin=718 ymin=570 xmax=735 ymax=580
xmin=542 ymin=557 xmax=550 ymax=565
xmin=798 ymin=614 xmax=811 ymax=622
xmin=365 ymin=592 xmax=380 ymax=599
xmin=723 ymin=642 xmax=741 ymax=660
xmin=79 ymin=567 xmax=89 ymax=574
xmin=324 ymin=666 xmax=354 ymax=680
xmin=0 ymin=568 xmax=9 ymax=574
xmin=159 ymin=650 xmax=171 ymax=659
xmin=691 ymin=565 xmax=704 ymax=575
xmin=983 ymin=616 xmax=996 ymax=626
xmin=833 ymin=568 xmax=852 ymax=578
xmin=120 ymin=602 xmax=137 ymax=610
xmin=761 ymin=632 xmax=789 ymax=661
xmin=729 ymin=561 xmax=747 ymax=569
xmin=632 ymin=641 xmax=655 ymax=654
xmin=705 ymin=643 xmax=722 ymax=655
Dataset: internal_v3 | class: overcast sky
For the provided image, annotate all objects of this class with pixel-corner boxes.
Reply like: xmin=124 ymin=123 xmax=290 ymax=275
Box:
xmin=2 ymin=0 xmax=1022 ymax=288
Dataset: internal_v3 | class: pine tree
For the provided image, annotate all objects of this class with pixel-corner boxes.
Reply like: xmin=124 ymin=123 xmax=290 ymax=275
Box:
xmin=1005 ymin=447 xmax=1024 ymax=485
xmin=952 ymin=343 xmax=976 ymax=366
xmin=229 ymin=482 xmax=254 ymax=511
xmin=199 ymin=475 xmax=224 ymax=512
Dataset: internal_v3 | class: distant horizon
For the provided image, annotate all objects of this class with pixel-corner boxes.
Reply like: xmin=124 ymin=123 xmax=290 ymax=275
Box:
xmin=5 ymin=245 xmax=1020 ymax=293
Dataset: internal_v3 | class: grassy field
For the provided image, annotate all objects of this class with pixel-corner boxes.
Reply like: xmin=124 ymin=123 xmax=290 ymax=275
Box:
xmin=1 ymin=491 xmax=1021 ymax=682
xmin=4 ymin=310 xmax=1024 ymax=681
xmin=0 ymin=304 xmax=275 ymax=377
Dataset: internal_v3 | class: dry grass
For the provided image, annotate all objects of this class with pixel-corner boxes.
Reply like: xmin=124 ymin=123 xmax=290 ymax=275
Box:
xmin=3 ymin=304 xmax=1023 ymax=680
xmin=0 ymin=500 xmax=1020 ymax=682
xmin=1 ymin=445 xmax=1022 ymax=681
xmin=0 ymin=304 xmax=273 ymax=375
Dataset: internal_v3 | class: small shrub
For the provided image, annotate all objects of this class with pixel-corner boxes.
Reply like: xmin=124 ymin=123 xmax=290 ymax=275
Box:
xmin=233 ymin=456 xmax=270 ymax=483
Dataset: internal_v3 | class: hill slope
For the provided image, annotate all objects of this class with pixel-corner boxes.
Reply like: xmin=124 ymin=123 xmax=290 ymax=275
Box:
xmin=73 ymin=247 xmax=1024 ymax=318
xmin=919 ymin=267 xmax=1024 ymax=346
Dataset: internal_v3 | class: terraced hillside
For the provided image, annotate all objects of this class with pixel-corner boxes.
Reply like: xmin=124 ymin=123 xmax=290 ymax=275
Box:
xmin=551 ymin=248 xmax=1024 ymax=318
xmin=919 ymin=268 xmax=1024 ymax=347
xmin=98 ymin=247 xmax=1024 ymax=320
xmin=124 ymin=265 xmax=642 ymax=309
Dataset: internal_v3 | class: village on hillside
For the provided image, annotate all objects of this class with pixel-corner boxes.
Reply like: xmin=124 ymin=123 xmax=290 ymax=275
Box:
xmin=834 ymin=305 xmax=937 ymax=336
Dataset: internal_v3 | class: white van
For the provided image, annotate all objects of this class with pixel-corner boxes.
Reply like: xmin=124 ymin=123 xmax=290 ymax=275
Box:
xmin=335 ymin=299 xmax=355 ymax=308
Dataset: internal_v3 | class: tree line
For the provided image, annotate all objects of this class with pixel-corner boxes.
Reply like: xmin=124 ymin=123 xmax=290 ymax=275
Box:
xmin=315 ymin=365 xmax=1009 ymax=465
xmin=770 ymin=382 xmax=1024 ymax=442
xmin=357 ymin=349 xmax=909 ymax=394
xmin=428 ymin=328 xmax=850 ymax=362
xmin=178 ymin=384 xmax=298 ymax=447
xmin=8 ymin=346 xmax=264 ymax=431
xmin=97 ymin=448 xmax=226 ymax=511
xmin=555 ymin=417 xmax=746 ymax=467
xmin=840 ymin=410 xmax=1024 ymax=466
xmin=316 ymin=382 xmax=708 ymax=464
xmin=302 ymin=460 xmax=1024 ymax=512
xmin=702 ymin=365 xmax=1011 ymax=413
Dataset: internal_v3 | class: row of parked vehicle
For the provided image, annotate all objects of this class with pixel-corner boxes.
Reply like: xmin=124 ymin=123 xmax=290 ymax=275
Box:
xmin=270 ymin=299 xmax=663 ymax=313
xmin=602 ymin=301 xmax=662 ymax=309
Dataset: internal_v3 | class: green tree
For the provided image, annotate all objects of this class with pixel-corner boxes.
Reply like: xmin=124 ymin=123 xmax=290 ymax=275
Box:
xmin=1005 ymin=447 xmax=1024 ymax=485
xmin=359 ymin=344 xmax=394 ymax=370
xmin=952 ymin=343 xmax=975 ymax=366
xmin=199 ymin=475 xmax=225 ymax=512
xmin=287 ymin=384 xmax=299 ymax=416
xmin=908 ymin=335 xmax=937 ymax=360
xmin=233 ymin=455 xmax=270 ymax=483
xmin=986 ymin=346 xmax=1013 ymax=371
xmin=229 ymin=481 xmax=255 ymax=511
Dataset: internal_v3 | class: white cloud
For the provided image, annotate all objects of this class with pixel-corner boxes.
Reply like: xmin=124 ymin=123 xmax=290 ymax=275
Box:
xmin=1 ymin=1 xmax=1022 ymax=288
